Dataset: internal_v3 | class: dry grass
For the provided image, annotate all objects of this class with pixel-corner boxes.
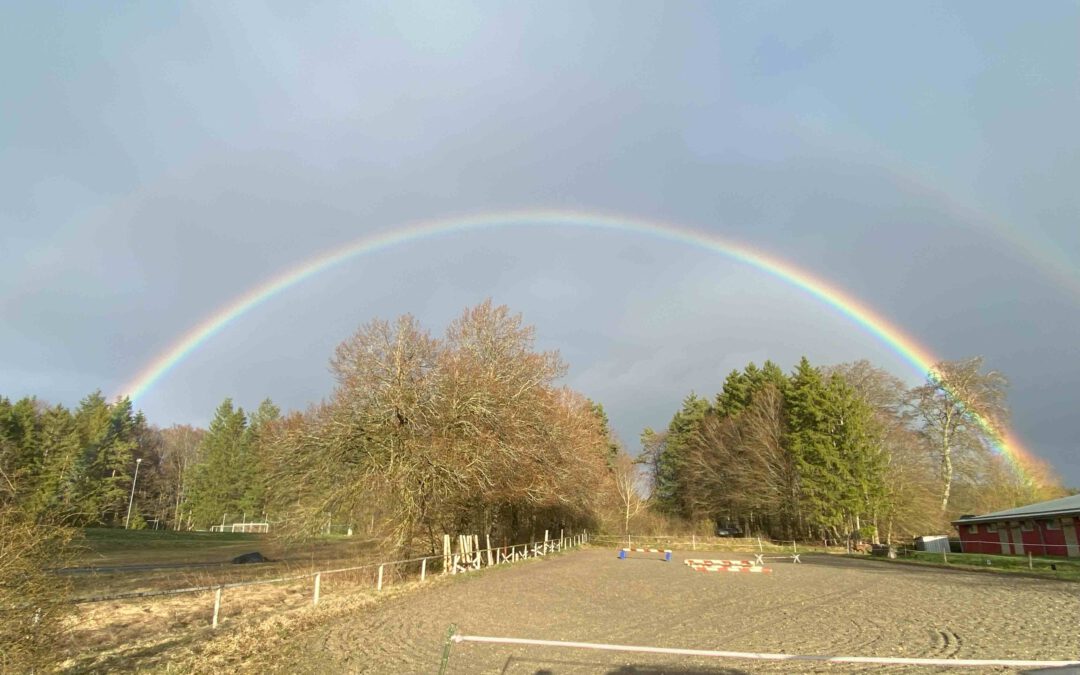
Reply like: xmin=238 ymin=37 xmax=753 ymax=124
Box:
xmin=55 ymin=536 xmax=556 ymax=672
xmin=0 ymin=507 xmax=74 ymax=673
xmin=57 ymin=563 xmax=443 ymax=673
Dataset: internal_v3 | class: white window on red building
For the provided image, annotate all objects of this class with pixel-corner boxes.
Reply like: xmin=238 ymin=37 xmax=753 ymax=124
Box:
xmin=1046 ymin=519 xmax=1061 ymax=530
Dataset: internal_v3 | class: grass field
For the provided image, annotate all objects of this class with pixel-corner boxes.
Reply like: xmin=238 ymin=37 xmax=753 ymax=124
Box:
xmin=72 ymin=528 xmax=268 ymax=566
xmin=62 ymin=528 xmax=382 ymax=601
xmin=71 ymin=528 xmax=375 ymax=567
xmin=856 ymin=548 xmax=1080 ymax=581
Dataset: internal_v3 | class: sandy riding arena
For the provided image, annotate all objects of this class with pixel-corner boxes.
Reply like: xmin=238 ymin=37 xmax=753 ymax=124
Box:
xmin=243 ymin=547 xmax=1080 ymax=674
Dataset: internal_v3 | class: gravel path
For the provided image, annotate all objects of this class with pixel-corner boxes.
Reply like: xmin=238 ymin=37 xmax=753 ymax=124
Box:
xmin=272 ymin=548 xmax=1080 ymax=674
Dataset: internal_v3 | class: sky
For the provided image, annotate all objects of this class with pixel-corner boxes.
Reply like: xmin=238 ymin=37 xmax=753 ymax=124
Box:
xmin=2 ymin=3 xmax=1078 ymax=484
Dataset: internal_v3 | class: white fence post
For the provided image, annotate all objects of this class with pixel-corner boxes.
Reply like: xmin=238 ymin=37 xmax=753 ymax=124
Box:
xmin=313 ymin=573 xmax=321 ymax=606
xmin=377 ymin=564 xmax=384 ymax=591
xmin=692 ymin=534 xmax=696 ymax=551
xmin=486 ymin=534 xmax=494 ymax=567
xmin=421 ymin=557 xmax=427 ymax=582
xmin=212 ymin=587 xmax=222 ymax=628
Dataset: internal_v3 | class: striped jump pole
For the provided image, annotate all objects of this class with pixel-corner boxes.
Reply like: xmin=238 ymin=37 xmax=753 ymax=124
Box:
xmin=690 ymin=564 xmax=772 ymax=573
xmin=619 ymin=548 xmax=672 ymax=562
xmin=684 ymin=559 xmax=755 ymax=567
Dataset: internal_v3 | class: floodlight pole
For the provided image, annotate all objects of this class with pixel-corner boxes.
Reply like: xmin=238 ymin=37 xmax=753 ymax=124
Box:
xmin=125 ymin=458 xmax=143 ymax=529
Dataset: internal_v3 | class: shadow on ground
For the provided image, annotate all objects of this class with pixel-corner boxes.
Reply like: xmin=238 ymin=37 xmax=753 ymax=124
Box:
xmin=499 ymin=656 xmax=749 ymax=674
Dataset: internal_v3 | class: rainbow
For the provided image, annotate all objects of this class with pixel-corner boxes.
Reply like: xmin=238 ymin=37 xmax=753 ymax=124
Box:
xmin=118 ymin=209 xmax=1040 ymax=481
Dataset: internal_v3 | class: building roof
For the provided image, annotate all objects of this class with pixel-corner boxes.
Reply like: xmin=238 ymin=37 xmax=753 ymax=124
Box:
xmin=953 ymin=493 xmax=1080 ymax=525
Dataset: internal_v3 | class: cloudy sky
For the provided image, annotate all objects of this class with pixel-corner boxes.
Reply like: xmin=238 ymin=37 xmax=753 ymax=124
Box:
xmin=2 ymin=3 xmax=1078 ymax=484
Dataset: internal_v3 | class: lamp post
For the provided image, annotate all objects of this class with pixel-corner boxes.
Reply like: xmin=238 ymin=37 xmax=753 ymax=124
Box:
xmin=125 ymin=458 xmax=143 ymax=529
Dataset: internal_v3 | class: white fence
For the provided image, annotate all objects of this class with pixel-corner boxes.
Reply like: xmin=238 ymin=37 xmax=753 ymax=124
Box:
xmin=210 ymin=522 xmax=270 ymax=533
xmin=71 ymin=530 xmax=589 ymax=629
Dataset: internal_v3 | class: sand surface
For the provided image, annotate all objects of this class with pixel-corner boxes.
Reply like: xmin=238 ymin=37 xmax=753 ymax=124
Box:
xmin=258 ymin=548 xmax=1080 ymax=674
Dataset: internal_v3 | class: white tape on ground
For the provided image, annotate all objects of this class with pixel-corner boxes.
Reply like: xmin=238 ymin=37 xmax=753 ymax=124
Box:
xmin=450 ymin=634 xmax=1080 ymax=668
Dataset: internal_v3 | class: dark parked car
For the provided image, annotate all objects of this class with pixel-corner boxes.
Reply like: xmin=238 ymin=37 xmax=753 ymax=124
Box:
xmin=715 ymin=526 xmax=743 ymax=537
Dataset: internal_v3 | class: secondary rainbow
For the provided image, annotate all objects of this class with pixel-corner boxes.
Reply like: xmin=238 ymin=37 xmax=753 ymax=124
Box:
xmin=117 ymin=209 xmax=1041 ymax=481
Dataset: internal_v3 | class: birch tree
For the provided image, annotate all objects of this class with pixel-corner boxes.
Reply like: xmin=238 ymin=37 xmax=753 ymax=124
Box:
xmin=611 ymin=451 xmax=648 ymax=536
xmin=911 ymin=357 xmax=1009 ymax=514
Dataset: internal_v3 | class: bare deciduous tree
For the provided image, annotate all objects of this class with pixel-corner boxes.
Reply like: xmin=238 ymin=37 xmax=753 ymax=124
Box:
xmin=159 ymin=425 xmax=206 ymax=529
xmin=683 ymin=384 xmax=795 ymax=536
xmin=611 ymin=451 xmax=648 ymax=538
xmin=911 ymin=357 xmax=1009 ymax=514
xmin=266 ymin=301 xmax=610 ymax=555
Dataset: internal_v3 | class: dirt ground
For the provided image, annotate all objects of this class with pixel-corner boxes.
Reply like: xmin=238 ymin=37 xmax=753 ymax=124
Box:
xmin=253 ymin=547 xmax=1080 ymax=675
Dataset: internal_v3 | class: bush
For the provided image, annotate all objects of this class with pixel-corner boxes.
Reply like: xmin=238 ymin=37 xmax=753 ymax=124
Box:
xmin=0 ymin=506 xmax=73 ymax=672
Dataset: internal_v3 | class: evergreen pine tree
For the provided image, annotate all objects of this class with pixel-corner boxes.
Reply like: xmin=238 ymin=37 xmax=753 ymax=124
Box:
xmin=71 ymin=391 xmax=137 ymax=525
xmin=0 ymin=397 xmax=43 ymax=498
xmin=240 ymin=398 xmax=279 ymax=520
xmin=822 ymin=374 xmax=887 ymax=539
xmin=28 ymin=404 xmax=81 ymax=521
xmin=186 ymin=399 xmax=249 ymax=528
xmin=588 ymin=401 xmax=620 ymax=464
xmin=654 ymin=393 xmax=709 ymax=516
xmin=784 ymin=357 xmax=840 ymax=535
xmin=715 ymin=370 xmax=751 ymax=417
xmin=100 ymin=398 xmax=141 ymax=525
xmin=716 ymin=361 xmax=789 ymax=419
xmin=758 ymin=360 xmax=789 ymax=395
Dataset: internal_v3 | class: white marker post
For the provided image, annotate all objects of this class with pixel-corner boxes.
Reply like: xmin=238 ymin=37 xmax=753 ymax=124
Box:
xmin=212 ymin=587 xmax=222 ymax=628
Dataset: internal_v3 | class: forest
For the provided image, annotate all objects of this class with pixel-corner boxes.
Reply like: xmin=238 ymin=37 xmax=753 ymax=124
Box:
xmin=644 ymin=357 xmax=1067 ymax=542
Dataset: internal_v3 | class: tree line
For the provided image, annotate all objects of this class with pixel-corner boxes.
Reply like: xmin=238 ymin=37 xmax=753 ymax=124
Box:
xmin=643 ymin=357 xmax=1067 ymax=542
xmin=0 ymin=392 xmax=280 ymax=531
xmin=1 ymin=302 xmax=627 ymax=553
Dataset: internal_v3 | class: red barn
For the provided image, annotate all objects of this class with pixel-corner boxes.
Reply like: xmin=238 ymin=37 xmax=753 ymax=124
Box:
xmin=954 ymin=494 xmax=1080 ymax=557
